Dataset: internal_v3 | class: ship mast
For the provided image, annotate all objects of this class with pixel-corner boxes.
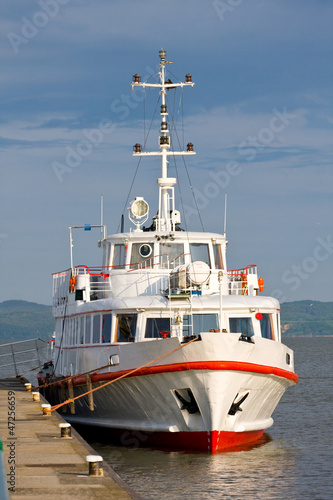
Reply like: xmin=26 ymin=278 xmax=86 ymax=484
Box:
xmin=132 ymin=49 xmax=195 ymax=232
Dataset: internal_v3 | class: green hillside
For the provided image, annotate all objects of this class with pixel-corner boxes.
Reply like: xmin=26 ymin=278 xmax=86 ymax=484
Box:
xmin=0 ymin=299 xmax=332 ymax=341
xmin=280 ymin=300 xmax=333 ymax=337
xmin=0 ymin=300 xmax=53 ymax=341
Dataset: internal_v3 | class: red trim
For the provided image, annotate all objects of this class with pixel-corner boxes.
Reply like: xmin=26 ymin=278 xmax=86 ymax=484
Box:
xmin=70 ymin=360 xmax=298 ymax=386
xmin=71 ymin=426 xmax=266 ymax=453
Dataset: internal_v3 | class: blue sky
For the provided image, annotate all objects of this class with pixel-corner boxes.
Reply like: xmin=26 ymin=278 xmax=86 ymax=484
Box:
xmin=1 ymin=0 xmax=332 ymax=306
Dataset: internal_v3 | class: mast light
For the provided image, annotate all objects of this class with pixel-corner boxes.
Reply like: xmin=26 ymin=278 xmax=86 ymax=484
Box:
xmin=161 ymin=122 xmax=168 ymax=131
xmin=187 ymin=142 xmax=194 ymax=152
xmin=185 ymin=73 xmax=192 ymax=83
xmin=133 ymin=143 xmax=142 ymax=153
xmin=133 ymin=74 xmax=141 ymax=84
xmin=159 ymin=49 xmax=166 ymax=61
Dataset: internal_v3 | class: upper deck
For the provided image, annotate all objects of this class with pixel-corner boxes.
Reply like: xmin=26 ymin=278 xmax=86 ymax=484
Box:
xmin=53 ymin=229 xmax=262 ymax=315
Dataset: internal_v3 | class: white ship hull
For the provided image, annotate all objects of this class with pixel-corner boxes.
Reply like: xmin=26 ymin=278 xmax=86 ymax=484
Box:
xmin=43 ymin=333 xmax=297 ymax=452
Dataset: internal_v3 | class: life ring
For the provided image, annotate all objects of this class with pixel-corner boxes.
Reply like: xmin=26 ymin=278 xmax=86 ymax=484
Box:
xmin=241 ymin=272 xmax=247 ymax=295
xmin=69 ymin=275 xmax=76 ymax=293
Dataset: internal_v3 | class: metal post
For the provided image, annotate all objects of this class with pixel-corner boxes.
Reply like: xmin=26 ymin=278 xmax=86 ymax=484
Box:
xmin=10 ymin=345 xmax=18 ymax=376
xmin=35 ymin=339 xmax=41 ymax=367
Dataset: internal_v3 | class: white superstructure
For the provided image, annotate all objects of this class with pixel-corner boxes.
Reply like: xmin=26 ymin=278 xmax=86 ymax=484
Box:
xmin=42 ymin=50 xmax=298 ymax=452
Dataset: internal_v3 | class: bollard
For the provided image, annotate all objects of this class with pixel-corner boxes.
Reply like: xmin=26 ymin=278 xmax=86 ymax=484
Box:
xmin=32 ymin=392 xmax=40 ymax=402
xmin=59 ymin=423 xmax=71 ymax=438
xmin=24 ymin=383 xmax=32 ymax=392
xmin=86 ymin=455 xmax=103 ymax=477
xmin=41 ymin=403 xmax=51 ymax=416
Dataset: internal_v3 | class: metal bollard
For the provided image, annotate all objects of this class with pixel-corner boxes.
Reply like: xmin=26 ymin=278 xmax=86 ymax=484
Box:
xmin=41 ymin=403 xmax=51 ymax=416
xmin=24 ymin=383 xmax=32 ymax=392
xmin=32 ymin=392 xmax=40 ymax=402
xmin=86 ymin=455 xmax=103 ymax=476
xmin=59 ymin=423 xmax=71 ymax=438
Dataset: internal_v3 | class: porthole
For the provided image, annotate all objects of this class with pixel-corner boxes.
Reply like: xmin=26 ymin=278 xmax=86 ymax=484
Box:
xmin=139 ymin=244 xmax=152 ymax=258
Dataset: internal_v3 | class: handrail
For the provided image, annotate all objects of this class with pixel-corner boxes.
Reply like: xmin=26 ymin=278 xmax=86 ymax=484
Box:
xmin=0 ymin=338 xmax=46 ymax=377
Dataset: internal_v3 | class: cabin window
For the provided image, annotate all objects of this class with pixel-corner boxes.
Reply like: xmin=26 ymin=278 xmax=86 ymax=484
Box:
xmin=229 ymin=317 xmax=254 ymax=337
xmin=130 ymin=243 xmax=154 ymax=269
xmin=159 ymin=243 xmax=184 ymax=269
xmin=73 ymin=317 xmax=78 ymax=345
xmin=183 ymin=314 xmax=218 ymax=336
xmin=113 ymin=244 xmax=127 ymax=268
xmin=92 ymin=315 xmax=101 ymax=343
xmin=85 ymin=315 xmax=92 ymax=343
xmin=260 ymin=314 xmax=274 ymax=340
xmin=145 ymin=318 xmax=171 ymax=338
xmin=213 ymin=244 xmax=223 ymax=269
xmin=102 ymin=314 xmax=112 ymax=343
xmin=116 ymin=314 xmax=137 ymax=342
xmin=79 ymin=316 xmax=84 ymax=344
xmin=190 ymin=243 xmax=211 ymax=267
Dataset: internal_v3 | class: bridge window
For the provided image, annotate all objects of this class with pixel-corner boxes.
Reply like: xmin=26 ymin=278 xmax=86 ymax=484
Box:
xmin=113 ymin=244 xmax=127 ymax=269
xmin=213 ymin=244 xmax=223 ymax=269
xmin=229 ymin=317 xmax=254 ymax=337
xmin=159 ymin=243 xmax=184 ymax=269
xmin=183 ymin=314 xmax=218 ymax=336
xmin=116 ymin=314 xmax=137 ymax=342
xmin=145 ymin=318 xmax=171 ymax=338
xmin=259 ymin=314 xmax=274 ymax=340
xmin=130 ymin=243 xmax=154 ymax=269
xmin=190 ymin=243 xmax=211 ymax=267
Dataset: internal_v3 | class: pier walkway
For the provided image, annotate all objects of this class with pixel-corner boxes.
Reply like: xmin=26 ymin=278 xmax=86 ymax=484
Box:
xmin=0 ymin=377 xmax=141 ymax=500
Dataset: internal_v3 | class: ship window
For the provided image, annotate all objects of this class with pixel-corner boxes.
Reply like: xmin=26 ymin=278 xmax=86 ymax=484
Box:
xmin=79 ymin=316 xmax=84 ymax=344
xmin=259 ymin=314 xmax=274 ymax=340
xmin=130 ymin=243 xmax=154 ymax=269
xmin=159 ymin=243 xmax=184 ymax=269
xmin=116 ymin=314 xmax=137 ymax=342
xmin=229 ymin=317 xmax=254 ymax=337
xmin=85 ymin=315 xmax=92 ymax=343
xmin=145 ymin=318 xmax=171 ymax=338
xmin=102 ymin=314 xmax=112 ymax=343
xmin=73 ymin=317 xmax=78 ymax=345
xmin=183 ymin=314 xmax=218 ymax=336
xmin=92 ymin=315 xmax=101 ymax=343
xmin=113 ymin=244 xmax=127 ymax=269
xmin=190 ymin=243 xmax=211 ymax=267
xmin=213 ymin=244 xmax=223 ymax=269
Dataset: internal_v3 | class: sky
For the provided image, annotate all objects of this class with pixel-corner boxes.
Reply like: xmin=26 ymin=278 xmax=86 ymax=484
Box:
xmin=1 ymin=0 xmax=332 ymax=306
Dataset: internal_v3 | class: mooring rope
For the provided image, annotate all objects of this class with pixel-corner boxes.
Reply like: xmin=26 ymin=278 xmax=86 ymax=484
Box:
xmin=50 ymin=336 xmax=199 ymax=412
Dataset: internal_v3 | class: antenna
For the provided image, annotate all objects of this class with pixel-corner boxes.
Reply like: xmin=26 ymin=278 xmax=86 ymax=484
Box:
xmin=100 ymin=195 xmax=104 ymax=240
xmin=224 ymin=194 xmax=227 ymax=237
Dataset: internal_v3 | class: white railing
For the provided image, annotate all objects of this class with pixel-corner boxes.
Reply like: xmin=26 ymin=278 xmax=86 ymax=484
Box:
xmin=53 ymin=260 xmax=260 ymax=303
xmin=0 ymin=338 xmax=46 ymax=377
xmin=228 ymin=265 xmax=258 ymax=295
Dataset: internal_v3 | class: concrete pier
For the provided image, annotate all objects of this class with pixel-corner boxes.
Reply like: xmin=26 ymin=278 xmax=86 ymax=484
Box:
xmin=0 ymin=377 xmax=141 ymax=499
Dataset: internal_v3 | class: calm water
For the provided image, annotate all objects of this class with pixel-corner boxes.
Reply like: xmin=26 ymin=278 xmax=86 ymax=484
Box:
xmin=89 ymin=338 xmax=333 ymax=500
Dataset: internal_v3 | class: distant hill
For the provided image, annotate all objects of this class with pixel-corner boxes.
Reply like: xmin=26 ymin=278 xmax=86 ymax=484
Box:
xmin=280 ymin=300 xmax=333 ymax=337
xmin=0 ymin=300 xmax=53 ymax=341
xmin=0 ymin=299 xmax=332 ymax=341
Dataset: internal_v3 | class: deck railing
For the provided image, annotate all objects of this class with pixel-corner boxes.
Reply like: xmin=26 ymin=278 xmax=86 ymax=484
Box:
xmin=0 ymin=338 xmax=47 ymax=377
xmin=53 ymin=260 xmax=259 ymax=303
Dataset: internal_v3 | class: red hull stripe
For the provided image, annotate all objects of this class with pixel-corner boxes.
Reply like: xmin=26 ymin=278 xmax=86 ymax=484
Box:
xmin=71 ymin=360 xmax=298 ymax=386
xmin=102 ymin=428 xmax=265 ymax=453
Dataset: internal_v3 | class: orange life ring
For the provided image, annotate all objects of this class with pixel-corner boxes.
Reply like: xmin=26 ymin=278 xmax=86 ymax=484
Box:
xmin=69 ymin=275 xmax=76 ymax=293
